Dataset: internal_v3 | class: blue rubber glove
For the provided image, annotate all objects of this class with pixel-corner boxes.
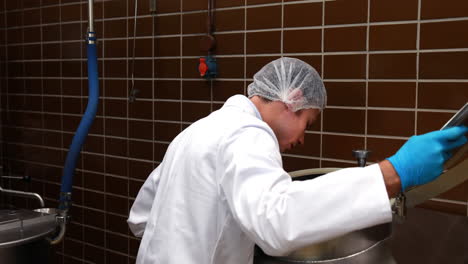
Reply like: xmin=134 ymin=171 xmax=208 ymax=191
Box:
xmin=387 ymin=126 xmax=468 ymax=192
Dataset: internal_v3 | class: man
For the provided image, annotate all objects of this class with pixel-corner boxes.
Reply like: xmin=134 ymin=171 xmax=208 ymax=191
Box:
xmin=127 ymin=57 xmax=467 ymax=264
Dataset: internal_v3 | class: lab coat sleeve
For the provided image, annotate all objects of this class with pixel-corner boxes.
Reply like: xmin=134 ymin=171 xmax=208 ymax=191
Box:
xmin=127 ymin=165 xmax=161 ymax=237
xmin=219 ymin=127 xmax=392 ymax=256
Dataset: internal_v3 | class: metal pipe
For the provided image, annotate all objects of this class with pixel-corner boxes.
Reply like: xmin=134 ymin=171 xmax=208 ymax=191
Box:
xmin=88 ymin=0 xmax=94 ymax=32
xmin=0 ymin=186 xmax=45 ymax=208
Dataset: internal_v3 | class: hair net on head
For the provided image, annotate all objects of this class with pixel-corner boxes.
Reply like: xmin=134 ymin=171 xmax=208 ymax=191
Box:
xmin=247 ymin=57 xmax=327 ymax=112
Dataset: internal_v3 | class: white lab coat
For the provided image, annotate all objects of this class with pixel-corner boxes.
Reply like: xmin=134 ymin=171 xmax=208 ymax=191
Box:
xmin=128 ymin=95 xmax=392 ymax=264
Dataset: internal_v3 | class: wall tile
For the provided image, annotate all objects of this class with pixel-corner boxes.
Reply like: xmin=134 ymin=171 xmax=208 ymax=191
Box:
xmin=215 ymin=33 xmax=244 ymax=55
xmin=155 ymin=15 xmax=180 ymax=35
xmin=283 ymin=156 xmax=320 ymax=172
xmin=370 ymin=24 xmax=417 ymax=51
xmin=248 ymin=0 xmax=281 ymax=5
xmin=370 ymin=0 xmax=418 ymax=22
xmin=129 ymin=159 xmax=154 ymax=180
xmin=419 ymin=52 xmax=468 ymax=79
xmin=23 ymin=9 xmax=40 ymax=26
xmin=418 ymin=83 xmax=468 ymax=110
xmin=216 ymin=57 xmax=245 ymax=78
xmin=155 ymin=122 xmax=181 ymax=142
xmin=182 ymin=58 xmax=203 ymax=78
xmin=322 ymin=134 xmax=365 ymax=160
xmin=421 ymin=0 xmax=468 ymax=19
xmin=182 ymin=36 xmax=206 ymax=57
xmin=129 ymin=120 xmax=154 ymax=140
xmin=129 ymin=100 xmax=153 ymax=120
xmin=369 ymin=53 xmax=417 ymax=79
xmin=183 ymin=12 xmax=207 ymax=34
xmin=325 ymin=26 xmax=366 ymax=52
xmin=182 ymin=81 xmax=211 ymax=101
xmin=284 ymin=2 xmax=322 ymax=28
xmin=216 ymin=9 xmax=244 ymax=32
xmin=155 ymin=80 xmax=180 ymax=99
xmin=246 ymin=56 xmax=278 ymax=79
xmin=182 ymin=0 xmax=205 ymax=12
xmin=325 ymin=82 xmax=366 ymax=107
xmin=368 ymin=82 xmax=416 ymax=108
xmin=325 ymin=0 xmax=367 ymax=25
xmin=417 ymin=111 xmax=453 ymax=134
xmin=247 ymin=6 xmax=281 ymax=30
xmin=368 ymin=110 xmax=415 ymax=137
xmin=42 ymin=6 xmax=60 ymax=24
xmin=213 ymin=81 xmax=245 ymax=101
xmin=155 ymin=101 xmax=180 ymax=121
xmin=284 ymin=29 xmax=321 ymax=53
xmin=420 ymin=21 xmax=468 ymax=50
xmin=129 ymin=38 xmax=153 ymax=58
xmin=182 ymin=102 xmax=211 ymax=122
xmin=61 ymin=23 xmax=82 ymax=41
xmin=323 ymin=108 xmax=365 ymax=134
xmin=324 ymin=55 xmax=366 ymax=79
xmin=156 ymin=0 xmax=181 ymax=13
xmin=106 ymin=176 xmax=129 ymax=197
xmin=367 ymin=137 xmax=405 ymax=163
xmin=103 ymin=0 xmax=127 ymax=18
xmin=155 ymin=37 xmax=180 ymax=57
xmin=128 ymin=17 xmax=153 ymax=37
xmin=105 ymin=118 xmax=127 ymax=138
xmin=106 ymin=156 xmax=128 ymax=177
xmin=247 ymin=31 xmax=281 ymax=54
xmin=155 ymin=59 xmax=180 ymax=78
xmin=61 ymin=4 xmax=81 ymax=22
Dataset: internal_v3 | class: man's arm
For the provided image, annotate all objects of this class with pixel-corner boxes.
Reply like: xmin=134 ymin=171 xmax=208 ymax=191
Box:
xmin=379 ymin=160 xmax=401 ymax=198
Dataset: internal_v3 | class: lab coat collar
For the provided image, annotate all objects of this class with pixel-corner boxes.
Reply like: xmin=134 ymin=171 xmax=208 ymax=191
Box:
xmin=223 ymin=95 xmax=263 ymax=121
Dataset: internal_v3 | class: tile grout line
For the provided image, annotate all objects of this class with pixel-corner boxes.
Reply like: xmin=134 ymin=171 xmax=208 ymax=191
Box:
xmin=180 ymin=0 xmax=183 ymax=132
xmin=415 ymin=0 xmax=422 ymax=135
xmin=40 ymin=0 xmax=46 ymax=210
xmin=79 ymin=1 xmax=85 ymax=261
xmin=101 ymin=1 xmax=110 ymax=262
xmin=364 ymin=0 xmax=370 ymax=150
xmin=319 ymin=0 xmax=325 ymax=168
xmin=58 ymin=0 xmax=64 ymax=261
xmin=243 ymin=0 xmax=247 ymax=96
xmin=5 ymin=6 xmax=468 ymax=29
xmin=127 ymin=0 xmax=132 ymax=257
xmin=280 ymin=0 xmax=284 ymax=57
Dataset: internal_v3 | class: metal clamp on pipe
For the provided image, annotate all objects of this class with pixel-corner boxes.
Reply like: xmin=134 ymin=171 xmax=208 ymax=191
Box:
xmin=391 ymin=193 xmax=407 ymax=223
xmin=87 ymin=31 xmax=96 ymax=45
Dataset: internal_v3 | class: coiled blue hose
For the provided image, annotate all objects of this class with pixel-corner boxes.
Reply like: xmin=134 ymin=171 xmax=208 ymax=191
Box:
xmin=59 ymin=33 xmax=99 ymax=209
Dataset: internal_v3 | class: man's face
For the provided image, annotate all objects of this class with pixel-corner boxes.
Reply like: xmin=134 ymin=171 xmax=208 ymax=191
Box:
xmin=269 ymin=106 xmax=320 ymax=152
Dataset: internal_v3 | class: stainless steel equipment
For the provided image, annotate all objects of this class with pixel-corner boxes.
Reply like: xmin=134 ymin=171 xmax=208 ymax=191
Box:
xmin=255 ymin=148 xmax=468 ymax=263
xmin=0 ymin=209 xmax=57 ymax=264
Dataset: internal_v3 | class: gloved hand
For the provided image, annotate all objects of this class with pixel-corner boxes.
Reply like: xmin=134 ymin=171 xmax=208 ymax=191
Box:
xmin=387 ymin=126 xmax=468 ymax=192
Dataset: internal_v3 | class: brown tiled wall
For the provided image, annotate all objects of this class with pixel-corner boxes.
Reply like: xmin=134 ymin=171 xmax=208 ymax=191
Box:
xmin=0 ymin=0 xmax=467 ymax=263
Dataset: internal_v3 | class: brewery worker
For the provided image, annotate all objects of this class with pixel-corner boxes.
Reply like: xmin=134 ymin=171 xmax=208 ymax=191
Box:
xmin=128 ymin=57 xmax=467 ymax=264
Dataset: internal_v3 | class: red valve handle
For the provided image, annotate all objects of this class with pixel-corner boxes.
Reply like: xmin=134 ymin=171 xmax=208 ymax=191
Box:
xmin=199 ymin=58 xmax=208 ymax=77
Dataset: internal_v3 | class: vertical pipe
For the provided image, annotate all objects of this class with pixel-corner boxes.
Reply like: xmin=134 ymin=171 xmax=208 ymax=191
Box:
xmin=88 ymin=0 xmax=94 ymax=32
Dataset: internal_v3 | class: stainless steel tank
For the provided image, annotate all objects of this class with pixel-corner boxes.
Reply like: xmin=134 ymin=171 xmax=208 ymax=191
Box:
xmin=254 ymin=151 xmax=468 ymax=264
xmin=0 ymin=208 xmax=57 ymax=264
xmin=254 ymin=167 xmax=396 ymax=264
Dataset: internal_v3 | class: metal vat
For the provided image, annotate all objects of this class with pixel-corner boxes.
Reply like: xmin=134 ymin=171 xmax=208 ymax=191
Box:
xmin=0 ymin=209 xmax=57 ymax=264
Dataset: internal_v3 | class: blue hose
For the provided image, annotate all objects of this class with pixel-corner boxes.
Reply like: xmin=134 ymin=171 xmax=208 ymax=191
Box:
xmin=59 ymin=33 xmax=99 ymax=209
